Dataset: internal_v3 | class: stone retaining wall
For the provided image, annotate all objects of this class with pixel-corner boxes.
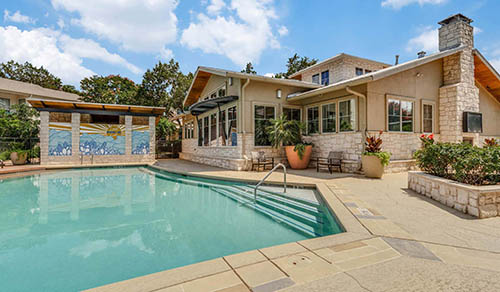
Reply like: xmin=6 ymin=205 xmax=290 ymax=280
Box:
xmin=408 ymin=171 xmax=500 ymax=218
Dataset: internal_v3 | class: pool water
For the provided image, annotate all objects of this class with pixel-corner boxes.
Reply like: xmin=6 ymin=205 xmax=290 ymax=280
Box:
xmin=0 ymin=166 xmax=342 ymax=291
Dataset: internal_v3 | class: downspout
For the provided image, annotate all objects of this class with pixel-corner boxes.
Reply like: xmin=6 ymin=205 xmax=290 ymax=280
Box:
xmin=240 ymin=78 xmax=250 ymax=160
xmin=346 ymin=86 xmax=367 ymax=169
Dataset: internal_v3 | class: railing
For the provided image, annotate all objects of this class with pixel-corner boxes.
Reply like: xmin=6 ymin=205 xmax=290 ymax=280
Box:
xmin=254 ymin=163 xmax=287 ymax=202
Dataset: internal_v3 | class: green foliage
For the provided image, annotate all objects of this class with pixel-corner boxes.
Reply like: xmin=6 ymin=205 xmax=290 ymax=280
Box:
xmin=266 ymin=114 xmax=311 ymax=159
xmin=0 ymin=151 xmax=10 ymax=161
xmin=414 ymin=142 xmax=500 ymax=185
xmin=80 ymin=75 xmax=138 ymax=104
xmin=241 ymin=62 xmax=257 ymax=74
xmin=363 ymin=152 xmax=391 ymax=167
xmin=0 ymin=103 xmax=39 ymax=150
xmin=364 ymin=131 xmax=383 ymax=153
xmin=156 ymin=117 xmax=178 ymax=140
xmin=274 ymin=54 xmax=318 ymax=79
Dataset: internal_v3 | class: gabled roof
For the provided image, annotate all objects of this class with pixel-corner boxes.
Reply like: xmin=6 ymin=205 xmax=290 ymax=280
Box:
xmin=287 ymin=46 xmax=465 ymax=101
xmin=288 ymin=53 xmax=391 ymax=79
xmin=473 ymin=49 xmax=500 ymax=103
xmin=0 ymin=78 xmax=80 ymax=101
xmin=183 ymin=66 xmax=322 ymax=108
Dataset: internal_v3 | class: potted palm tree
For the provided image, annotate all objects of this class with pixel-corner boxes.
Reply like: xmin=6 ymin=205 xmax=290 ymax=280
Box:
xmin=362 ymin=131 xmax=391 ymax=178
xmin=267 ymin=114 xmax=313 ymax=169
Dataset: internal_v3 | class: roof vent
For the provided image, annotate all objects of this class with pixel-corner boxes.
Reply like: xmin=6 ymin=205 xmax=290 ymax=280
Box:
xmin=395 ymin=55 xmax=400 ymax=65
xmin=417 ymin=51 xmax=427 ymax=58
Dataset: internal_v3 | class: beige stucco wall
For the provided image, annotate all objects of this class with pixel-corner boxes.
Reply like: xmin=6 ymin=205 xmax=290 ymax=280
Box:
xmin=366 ymin=59 xmax=443 ymax=133
xmin=0 ymin=91 xmax=27 ymax=107
xmin=478 ymin=83 xmax=500 ymax=137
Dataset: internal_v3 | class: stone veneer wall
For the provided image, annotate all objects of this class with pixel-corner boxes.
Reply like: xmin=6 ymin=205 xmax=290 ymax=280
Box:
xmin=409 ymin=171 xmax=500 ymax=218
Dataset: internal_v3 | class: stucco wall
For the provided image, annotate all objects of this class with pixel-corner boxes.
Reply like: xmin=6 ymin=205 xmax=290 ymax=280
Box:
xmin=478 ymin=83 xmax=500 ymax=137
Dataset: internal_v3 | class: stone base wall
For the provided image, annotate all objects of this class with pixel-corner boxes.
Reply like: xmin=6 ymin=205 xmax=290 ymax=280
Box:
xmin=408 ymin=171 xmax=500 ymax=218
xmin=386 ymin=160 xmax=417 ymax=173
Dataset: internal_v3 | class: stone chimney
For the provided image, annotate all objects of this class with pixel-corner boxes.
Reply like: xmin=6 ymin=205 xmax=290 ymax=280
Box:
xmin=438 ymin=14 xmax=474 ymax=51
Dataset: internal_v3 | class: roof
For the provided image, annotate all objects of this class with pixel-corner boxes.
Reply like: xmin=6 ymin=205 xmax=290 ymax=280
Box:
xmin=474 ymin=49 xmax=500 ymax=103
xmin=183 ymin=66 xmax=321 ymax=108
xmin=287 ymin=46 xmax=465 ymax=101
xmin=288 ymin=53 xmax=391 ymax=79
xmin=27 ymin=98 xmax=165 ymax=116
xmin=188 ymin=95 xmax=238 ymax=115
xmin=0 ymin=78 xmax=80 ymax=101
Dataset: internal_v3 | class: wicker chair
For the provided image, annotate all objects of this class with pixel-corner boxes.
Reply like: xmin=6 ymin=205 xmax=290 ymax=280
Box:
xmin=251 ymin=151 xmax=275 ymax=172
xmin=316 ymin=151 xmax=343 ymax=174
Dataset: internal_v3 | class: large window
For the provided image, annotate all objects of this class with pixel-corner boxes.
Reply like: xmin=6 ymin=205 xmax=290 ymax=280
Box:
xmin=203 ymin=116 xmax=209 ymax=146
xmin=339 ymin=99 xmax=355 ymax=132
xmin=387 ymin=98 xmax=414 ymax=132
xmin=228 ymin=106 xmax=237 ymax=146
xmin=312 ymin=74 xmax=319 ymax=84
xmin=307 ymin=107 xmax=319 ymax=134
xmin=184 ymin=122 xmax=194 ymax=139
xmin=322 ymin=103 xmax=336 ymax=133
xmin=219 ymin=110 xmax=226 ymax=145
xmin=321 ymin=71 xmax=329 ymax=85
xmin=283 ymin=108 xmax=301 ymax=121
xmin=422 ymin=103 xmax=434 ymax=133
xmin=254 ymin=105 xmax=275 ymax=146
xmin=210 ymin=113 xmax=217 ymax=144
xmin=0 ymin=98 xmax=10 ymax=110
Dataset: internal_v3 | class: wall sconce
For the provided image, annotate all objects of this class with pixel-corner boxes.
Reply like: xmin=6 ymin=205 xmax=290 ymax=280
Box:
xmin=276 ymin=89 xmax=282 ymax=99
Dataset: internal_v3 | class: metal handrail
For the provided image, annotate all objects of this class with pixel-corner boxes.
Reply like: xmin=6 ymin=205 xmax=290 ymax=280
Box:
xmin=254 ymin=163 xmax=286 ymax=202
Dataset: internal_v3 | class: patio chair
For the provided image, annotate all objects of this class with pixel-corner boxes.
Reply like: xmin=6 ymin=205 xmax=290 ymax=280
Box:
xmin=316 ymin=151 xmax=343 ymax=174
xmin=251 ymin=151 xmax=275 ymax=172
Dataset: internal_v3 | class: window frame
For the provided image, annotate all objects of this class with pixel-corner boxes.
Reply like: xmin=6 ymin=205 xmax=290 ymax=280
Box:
xmin=321 ymin=70 xmax=329 ymax=85
xmin=321 ymin=102 xmax=337 ymax=133
xmin=0 ymin=97 xmax=10 ymax=110
xmin=421 ymin=100 xmax=435 ymax=134
xmin=306 ymin=106 xmax=320 ymax=135
xmin=386 ymin=95 xmax=415 ymax=133
xmin=253 ymin=103 xmax=277 ymax=147
xmin=355 ymin=67 xmax=364 ymax=76
xmin=312 ymin=74 xmax=320 ymax=84
xmin=282 ymin=107 xmax=302 ymax=122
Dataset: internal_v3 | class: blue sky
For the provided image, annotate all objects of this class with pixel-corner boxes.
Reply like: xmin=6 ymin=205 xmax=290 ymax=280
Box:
xmin=1 ymin=0 xmax=499 ymax=86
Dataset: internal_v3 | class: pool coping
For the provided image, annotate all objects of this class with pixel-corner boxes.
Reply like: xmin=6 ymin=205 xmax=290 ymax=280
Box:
xmin=1 ymin=162 xmax=374 ymax=291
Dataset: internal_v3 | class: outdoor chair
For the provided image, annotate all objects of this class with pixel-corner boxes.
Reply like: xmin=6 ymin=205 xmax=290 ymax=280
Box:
xmin=316 ymin=151 xmax=343 ymax=174
xmin=250 ymin=151 xmax=275 ymax=172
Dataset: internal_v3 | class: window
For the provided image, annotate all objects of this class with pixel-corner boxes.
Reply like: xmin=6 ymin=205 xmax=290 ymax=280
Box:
xmin=210 ymin=92 xmax=217 ymax=99
xmin=198 ymin=119 xmax=203 ymax=146
xmin=365 ymin=69 xmax=372 ymax=74
xmin=219 ymin=110 xmax=226 ymax=145
xmin=254 ymin=105 xmax=275 ymax=146
xmin=321 ymin=71 xmax=329 ymax=85
xmin=322 ymin=103 xmax=336 ymax=133
xmin=283 ymin=108 xmax=301 ymax=121
xmin=0 ymin=98 xmax=10 ymax=110
xmin=228 ymin=106 xmax=237 ymax=146
xmin=355 ymin=68 xmax=364 ymax=76
xmin=307 ymin=107 xmax=319 ymax=134
xmin=312 ymin=74 xmax=320 ymax=84
xmin=185 ymin=122 xmax=194 ymax=139
xmin=203 ymin=116 xmax=209 ymax=146
xmin=339 ymin=99 xmax=355 ymax=132
xmin=18 ymin=98 xmax=26 ymax=104
xmin=210 ymin=113 xmax=217 ymax=143
xmin=218 ymin=85 xmax=226 ymax=97
xmin=387 ymin=98 xmax=414 ymax=132
xmin=422 ymin=103 xmax=434 ymax=133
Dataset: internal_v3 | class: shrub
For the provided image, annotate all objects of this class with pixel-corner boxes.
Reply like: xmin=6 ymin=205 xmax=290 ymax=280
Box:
xmin=363 ymin=131 xmax=391 ymax=166
xmin=414 ymin=142 xmax=500 ymax=185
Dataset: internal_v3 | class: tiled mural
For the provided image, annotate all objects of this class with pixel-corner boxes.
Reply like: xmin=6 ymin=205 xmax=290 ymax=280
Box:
xmin=49 ymin=123 xmax=72 ymax=156
xmin=80 ymin=124 xmax=125 ymax=155
xmin=132 ymin=125 xmax=150 ymax=155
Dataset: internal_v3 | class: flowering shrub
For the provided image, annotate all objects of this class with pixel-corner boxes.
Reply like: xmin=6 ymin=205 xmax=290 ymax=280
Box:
xmin=484 ymin=138 xmax=499 ymax=147
xmin=363 ymin=131 xmax=391 ymax=166
xmin=420 ymin=133 xmax=435 ymax=147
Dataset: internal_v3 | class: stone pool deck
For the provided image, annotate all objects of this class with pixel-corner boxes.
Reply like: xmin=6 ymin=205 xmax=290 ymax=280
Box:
xmin=3 ymin=159 xmax=500 ymax=291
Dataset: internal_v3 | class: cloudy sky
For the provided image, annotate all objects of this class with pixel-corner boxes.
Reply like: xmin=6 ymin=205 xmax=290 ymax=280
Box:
xmin=2 ymin=0 xmax=499 ymax=86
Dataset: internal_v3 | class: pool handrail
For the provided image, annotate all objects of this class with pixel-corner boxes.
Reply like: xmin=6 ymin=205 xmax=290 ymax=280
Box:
xmin=254 ymin=163 xmax=286 ymax=202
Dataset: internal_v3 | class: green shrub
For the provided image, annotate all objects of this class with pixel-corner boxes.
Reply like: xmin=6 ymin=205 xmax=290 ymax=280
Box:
xmin=363 ymin=152 xmax=391 ymax=166
xmin=414 ymin=142 xmax=500 ymax=185
xmin=363 ymin=131 xmax=391 ymax=166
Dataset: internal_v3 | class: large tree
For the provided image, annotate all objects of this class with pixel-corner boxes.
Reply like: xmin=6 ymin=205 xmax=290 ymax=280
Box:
xmin=274 ymin=54 xmax=318 ymax=79
xmin=0 ymin=60 xmax=78 ymax=94
xmin=79 ymin=75 xmax=139 ymax=104
xmin=241 ymin=62 xmax=257 ymax=74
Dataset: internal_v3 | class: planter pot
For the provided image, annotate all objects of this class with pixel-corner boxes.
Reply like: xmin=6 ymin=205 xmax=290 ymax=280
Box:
xmin=10 ymin=152 xmax=28 ymax=165
xmin=362 ymin=155 xmax=385 ymax=178
xmin=285 ymin=145 xmax=312 ymax=170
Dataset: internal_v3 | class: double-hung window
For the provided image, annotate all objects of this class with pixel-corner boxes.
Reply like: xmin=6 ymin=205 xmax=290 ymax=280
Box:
xmin=307 ymin=107 xmax=319 ymax=134
xmin=312 ymin=74 xmax=320 ymax=84
xmin=387 ymin=97 xmax=414 ymax=132
xmin=254 ymin=105 xmax=275 ymax=146
xmin=219 ymin=109 xmax=226 ymax=145
xmin=339 ymin=99 xmax=355 ymax=132
xmin=321 ymin=71 xmax=329 ymax=85
xmin=321 ymin=103 xmax=336 ymax=133
xmin=210 ymin=113 xmax=217 ymax=144
xmin=203 ymin=116 xmax=209 ymax=146
xmin=228 ymin=106 xmax=237 ymax=146
xmin=422 ymin=102 xmax=434 ymax=133
xmin=0 ymin=98 xmax=10 ymax=110
xmin=283 ymin=108 xmax=301 ymax=121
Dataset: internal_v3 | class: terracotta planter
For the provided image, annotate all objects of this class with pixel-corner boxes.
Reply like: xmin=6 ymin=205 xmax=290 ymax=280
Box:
xmin=285 ymin=145 xmax=312 ymax=169
xmin=362 ymin=155 xmax=385 ymax=178
xmin=10 ymin=152 xmax=28 ymax=165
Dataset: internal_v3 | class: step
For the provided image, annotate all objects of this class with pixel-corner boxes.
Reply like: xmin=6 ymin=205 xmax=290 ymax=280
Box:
xmin=235 ymin=185 xmax=321 ymax=208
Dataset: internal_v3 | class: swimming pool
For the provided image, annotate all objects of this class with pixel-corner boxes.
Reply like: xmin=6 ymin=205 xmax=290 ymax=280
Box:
xmin=0 ymin=166 xmax=343 ymax=291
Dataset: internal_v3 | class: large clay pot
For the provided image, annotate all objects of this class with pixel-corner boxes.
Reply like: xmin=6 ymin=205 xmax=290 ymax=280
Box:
xmin=10 ymin=151 xmax=28 ymax=165
xmin=362 ymin=155 xmax=385 ymax=178
xmin=285 ymin=145 xmax=312 ymax=169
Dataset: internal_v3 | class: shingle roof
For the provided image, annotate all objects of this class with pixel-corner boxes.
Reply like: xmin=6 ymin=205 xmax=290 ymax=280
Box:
xmin=0 ymin=78 xmax=80 ymax=101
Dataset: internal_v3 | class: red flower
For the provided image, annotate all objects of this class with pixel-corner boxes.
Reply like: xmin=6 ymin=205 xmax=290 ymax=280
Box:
xmin=420 ymin=134 xmax=426 ymax=138
xmin=429 ymin=134 xmax=434 ymax=140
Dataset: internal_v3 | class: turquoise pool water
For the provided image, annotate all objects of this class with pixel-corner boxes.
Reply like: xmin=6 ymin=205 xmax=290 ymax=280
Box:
xmin=0 ymin=166 xmax=342 ymax=291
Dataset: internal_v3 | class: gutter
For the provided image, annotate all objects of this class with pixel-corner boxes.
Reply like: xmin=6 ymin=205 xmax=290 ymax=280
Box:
xmin=240 ymin=78 xmax=250 ymax=160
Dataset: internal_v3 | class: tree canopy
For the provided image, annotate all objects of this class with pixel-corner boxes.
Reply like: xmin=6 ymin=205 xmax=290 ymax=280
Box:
xmin=274 ymin=54 xmax=318 ymax=79
xmin=0 ymin=103 xmax=40 ymax=150
xmin=80 ymin=75 xmax=139 ymax=105
xmin=241 ymin=62 xmax=257 ymax=74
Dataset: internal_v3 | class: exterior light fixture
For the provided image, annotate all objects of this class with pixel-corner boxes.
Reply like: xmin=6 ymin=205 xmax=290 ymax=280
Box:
xmin=276 ymin=89 xmax=282 ymax=99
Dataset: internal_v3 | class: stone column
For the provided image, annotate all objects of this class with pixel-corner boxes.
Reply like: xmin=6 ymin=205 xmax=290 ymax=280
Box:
xmin=39 ymin=111 xmax=49 ymax=165
xmin=71 ymin=113 xmax=80 ymax=163
xmin=149 ymin=116 xmax=156 ymax=159
xmin=125 ymin=115 xmax=132 ymax=156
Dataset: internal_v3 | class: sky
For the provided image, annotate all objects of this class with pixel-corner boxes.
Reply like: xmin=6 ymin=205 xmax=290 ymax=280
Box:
xmin=1 ymin=0 xmax=499 ymax=87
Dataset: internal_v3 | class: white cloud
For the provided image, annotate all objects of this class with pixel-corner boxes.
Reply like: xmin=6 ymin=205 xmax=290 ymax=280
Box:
xmin=264 ymin=73 xmax=274 ymax=77
xmin=381 ymin=0 xmax=446 ymax=9
xmin=207 ymin=0 xmax=226 ymax=15
xmin=278 ymin=26 xmax=288 ymax=36
xmin=406 ymin=26 xmax=438 ymax=53
xmin=491 ymin=59 xmax=500 ymax=73
xmin=181 ymin=0 xmax=282 ymax=67
xmin=0 ymin=26 xmax=141 ymax=85
xmin=51 ymin=0 xmax=178 ymax=54
xmin=57 ymin=18 xmax=65 ymax=30
xmin=4 ymin=10 xmax=36 ymax=24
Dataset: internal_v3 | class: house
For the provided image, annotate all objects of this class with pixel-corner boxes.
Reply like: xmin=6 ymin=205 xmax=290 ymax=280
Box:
xmin=0 ymin=77 xmax=80 ymax=110
xmin=181 ymin=14 xmax=500 ymax=172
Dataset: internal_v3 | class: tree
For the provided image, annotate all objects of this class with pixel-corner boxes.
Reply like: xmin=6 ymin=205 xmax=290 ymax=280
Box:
xmin=0 ymin=103 xmax=39 ymax=150
xmin=156 ymin=117 xmax=178 ymax=140
xmin=0 ymin=60 xmax=79 ymax=94
xmin=169 ymin=71 xmax=194 ymax=113
xmin=274 ymin=54 xmax=318 ymax=79
xmin=80 ymin=75 xmax=138 ymax=104
xmin=241 ymin=62 xmax=257 ymax=74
